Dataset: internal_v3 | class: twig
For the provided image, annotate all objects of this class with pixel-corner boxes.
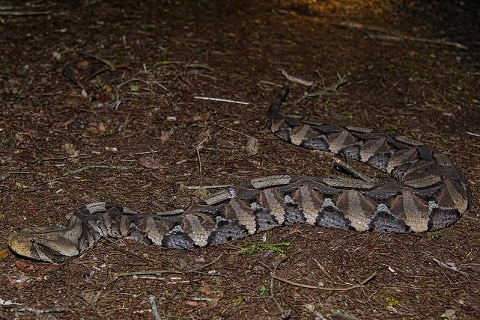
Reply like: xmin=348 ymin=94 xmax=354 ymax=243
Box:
xmin=103 ymin=255 xmax=222 ymax=288
xmin=17 ymin=306 xmax=67 ymax=315
xmin=466 ymin=131 xmax=480 ymax=138
xmin=194 ymin=96 xmax=250 ymax=105
xmin=280 ymin=70 xmax=314 ymax=86
xmin=63 ymin=165 xmax=134 ymax=176
xmin=0 ymin=11 xmax=52 ymax=16
xmin=272 ymin=272 xmax=377 ymax=291
xmin=82 ymin=54 xmax=118 ymax=71
xmin=62 ymin=65 xmax=87 ymax=97
xmin=195 ymin=129 xmax=211 ymax=185
xmin=333 ymin=158 xmax=373 ymax=182
xmin=293 ymin=73 xmax=348 ymax=104
xmin=313 ymin=258 xmax=336 ymax=282
xmin=433 ymin=258 xmax=468 ymax=277
xmin=335 ymin=21 xmax=467 ymax=50
xmin=110 ymin=78 xmax=152 ymax=109
xmin=149 ymin=295 xmax=162 ymax=320
xmin=184 ymin=184 xmax=232 ymax=190
xmin=218 ymin=124 xmax=255 ymax=139
xmin=14 ymin=126 xmax=43 ymax=153
xmin=268 ymin=250 xmax=304 ymax=319
xmin=369 ymin=34 xmax=468 ymax=50
xmin=186 ymin=63 xmax=215 ymax=72
xmin=105 ymin=270 xmax=184 ymax=288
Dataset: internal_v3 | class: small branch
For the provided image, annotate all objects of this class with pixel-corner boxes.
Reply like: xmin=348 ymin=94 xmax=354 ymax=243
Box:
xmin=105 ymin=270 xmax=183 ymax=288
xmin=194 ymin=129 xmax=211 ymax=185
xmin=110 ymin=78 xmax=152 ymax=109
xmin=194 ymin=96 xmax=250 ymax=105
xmin=183 ymin=184 xmax=232 ymax=190
xmin=62 ymin=65 xmax=87 ymax=97
xmin=0 ymin=11 xmax=52 ymax=16
xmin=272 ymin=272 xmax=377 ymax=291
xmin=103 ymin=255 xmax=222 ymax=288
xmin=280 ymin=70 xmax=314 ymax=86
xmin=466 ymin=131 xmax=480 ymax=138
xmin=433 ymin=258 xmax=468 ymax=277
xmin=218 ymin=124 xmax=255 ymax=139
xmin=186 ymin=63 xmax=215 ymax=72
xmin=335 ymin=21 xmax=467 ymax=50
xmin=293 ymin=73 xmax=348 ymax=104
xmin=333 ymin=158 xmax=373 ymax=182
xmin=369 ymin=34 xmax=468 ymax=50
xmin=149 ymin=295 xmax=162 ymax=320
xmin=268 ymin=251 xmax=303 ymax=319
xmin=63 ymin=165 xmax=134 ymax=177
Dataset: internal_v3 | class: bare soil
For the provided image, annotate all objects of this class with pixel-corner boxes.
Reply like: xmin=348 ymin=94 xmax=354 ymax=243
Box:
xmin=1 ymin=1 xmax=479 ymax=319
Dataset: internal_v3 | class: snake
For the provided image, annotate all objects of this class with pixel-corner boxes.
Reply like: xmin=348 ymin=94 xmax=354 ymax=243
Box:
xmin=8 ymin=83 xmax=471 ymax=263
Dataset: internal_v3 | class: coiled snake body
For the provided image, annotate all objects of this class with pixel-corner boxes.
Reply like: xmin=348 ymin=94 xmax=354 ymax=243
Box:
xmin=8 ymin=84 xmax=471 ymax=262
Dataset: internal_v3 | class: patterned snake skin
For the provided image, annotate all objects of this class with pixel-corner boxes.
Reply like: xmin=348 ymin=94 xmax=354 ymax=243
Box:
xmin=8 ymin=84 xmax=470 ymax=262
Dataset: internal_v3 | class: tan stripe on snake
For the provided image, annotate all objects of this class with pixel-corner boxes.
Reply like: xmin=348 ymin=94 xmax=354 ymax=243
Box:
xmin=8 ymin=84 xmax=471 ymax=263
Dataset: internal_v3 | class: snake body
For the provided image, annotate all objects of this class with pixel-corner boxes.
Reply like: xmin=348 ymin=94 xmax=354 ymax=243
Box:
xmin=8 ymin=84 xmax=470 ymax=262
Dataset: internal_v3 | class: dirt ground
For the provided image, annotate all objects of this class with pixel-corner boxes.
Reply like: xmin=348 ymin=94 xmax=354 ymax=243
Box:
xmin=1 ymin=0 xmax=479 ymax=319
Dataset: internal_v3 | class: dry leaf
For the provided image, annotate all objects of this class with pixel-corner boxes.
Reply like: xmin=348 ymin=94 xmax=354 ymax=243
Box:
xmin=198 ymin=285 xmax=212 ymax=295
xmin=192 ymin=112 xmax=210 ymax=122
xmin=101 ymin=176 xmax=118 ymax=183
xmin=193 ymin=187 xmax=209 ymax=199
xmin=185 ymin=300 xmax=208 ymax=308
xmin=137 ymin=156 xmax=165 ymax=170
xmin=64 ymin=89 xmax=86 ymax=106
xmin=245 ymin=137 xmax=259 ymax=156
xmin=77 ymin=60 xmax=89 ymax=69
xmin=88 ymin=122 xmax=106 ymax=134
xmin=97 ymin=122 xmax=106 ymax=132
xmin=14 ymin=260 xmax=34 ymax=273
xmin=216 ymin=138 xmax=234 ymax=148
xmin=0 ymin=248 xmax=10 ymax=260
xmin=44 ymin=264 xmax=62 ymax=272
xmin=64 ymin=142 xmax=79 ymax=157
xmin=81 ymin=290 xmax=102 ymax=304
xmin=441 ymin=308 xmax=456 ymax=320
xmin=103 ymin=83 xmax=112 ymax=93
xmin=160 ymin=130 xmax=171 ymax=144
xmin=14 ymin=133 xmax=24 ymax=143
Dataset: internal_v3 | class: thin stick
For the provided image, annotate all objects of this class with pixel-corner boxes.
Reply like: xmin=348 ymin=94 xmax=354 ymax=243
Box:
xmin=219 ymin=124 xmax=255 ymax=139
xmin=369 ymin=34 xmax=468 ymax=50
xmin=195 ymin=130 xmax=211 ymax=185
xmin=0 ymin=11 xmax=52 ymax=16
xmin=107 ymin=270 xmax=181 ymax=286
xmin=184 ymin=184 xmax=232 ymax=190
xmin=335 ymin=21 xmax=467 ymax=50
xmin=194 ymin=96 xmax=250 ymax=105
xmin=293 ymin=73 xmax=348 ymax=104
xmin=280 ymin=70 xmax=314 ymax=86
xmin=149 ymin=295 xmax=162 ymax=320
xmin=466 ymin=131 xmax=480 ymax=138
xmin=432 ymin=258 xmax=468 ymax=277
xmin=272 ymin=272 xmax=377 ymax=291
xmin=186 ymin=63 xmax=215 ymax=72
xmin=333 ymin=158 xmax=373 ymax=182
xmin=103 ymin=255 xmax=222 ymax=288
xmin=269 ymin=251 xmax=303 ymax=319
xmin=63 ymin=165 xmax=134 ymax=176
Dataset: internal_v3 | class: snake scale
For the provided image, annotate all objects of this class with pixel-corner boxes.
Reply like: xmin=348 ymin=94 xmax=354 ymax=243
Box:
xmin=8 ymin=84 xmax=471 ymax=263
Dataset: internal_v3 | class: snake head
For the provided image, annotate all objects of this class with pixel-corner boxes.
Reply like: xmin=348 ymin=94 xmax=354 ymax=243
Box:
xmin=8 ymin=217 xmax=83 ymax=263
